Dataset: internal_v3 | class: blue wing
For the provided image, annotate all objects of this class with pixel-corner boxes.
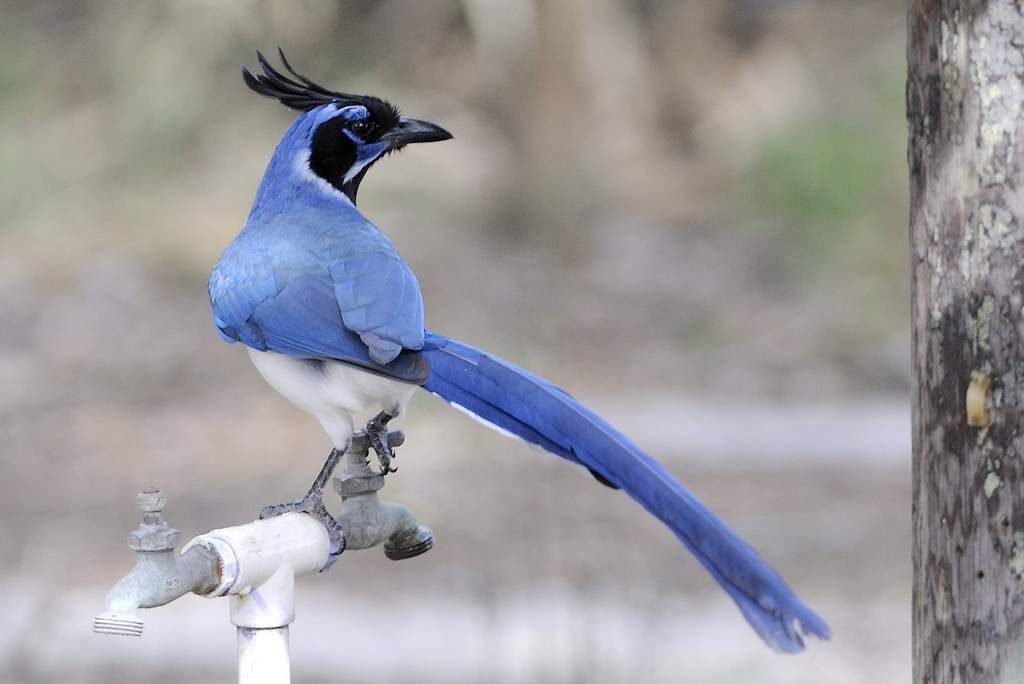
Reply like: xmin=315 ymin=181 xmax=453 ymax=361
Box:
xmin=208 ymin=219 xmax=428 ymax=383
xmin=329 ymin=248 xmax=425 ymax=362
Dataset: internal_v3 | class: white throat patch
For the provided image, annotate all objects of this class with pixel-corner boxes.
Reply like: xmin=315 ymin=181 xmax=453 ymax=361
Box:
xmin=294 ymin=149 xmax=354 ymax=205
xmin=343 ymin=152 xmax=384 ymax=185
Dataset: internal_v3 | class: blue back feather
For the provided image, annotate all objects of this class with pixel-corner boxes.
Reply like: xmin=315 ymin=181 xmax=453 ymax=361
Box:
xmin=209 ymin=105 xmax=426 ymax=376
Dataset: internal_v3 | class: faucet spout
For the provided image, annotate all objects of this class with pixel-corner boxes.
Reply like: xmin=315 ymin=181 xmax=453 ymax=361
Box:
xmin=93 ymin=488 xmax=219 ymax=637
xmin=333 ymin=430 xmax=434 ymax=559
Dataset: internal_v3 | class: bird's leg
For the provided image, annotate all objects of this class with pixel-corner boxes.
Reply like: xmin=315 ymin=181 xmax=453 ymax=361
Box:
xmin=364 ymin=410 xmax=397 ymax=475
xmin=259 ymin=447 xmax=347 ymax=566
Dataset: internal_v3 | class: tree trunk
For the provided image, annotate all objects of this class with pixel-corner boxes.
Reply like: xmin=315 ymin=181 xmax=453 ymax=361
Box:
xmin=910 ymin=2 xmax=1024 ymax=682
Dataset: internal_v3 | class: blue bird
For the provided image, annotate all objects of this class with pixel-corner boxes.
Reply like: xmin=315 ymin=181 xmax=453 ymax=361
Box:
xmin=210 ymin=51 xmax=830 ymax=652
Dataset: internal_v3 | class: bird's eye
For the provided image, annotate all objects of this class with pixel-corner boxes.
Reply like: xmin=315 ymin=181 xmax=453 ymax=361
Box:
xmin=350 ymin=119 xmax=372 ymax=137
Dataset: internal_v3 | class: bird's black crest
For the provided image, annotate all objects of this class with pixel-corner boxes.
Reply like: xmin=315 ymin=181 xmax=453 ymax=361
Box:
xmin=243 ymin=49 xmax=400 ymax=126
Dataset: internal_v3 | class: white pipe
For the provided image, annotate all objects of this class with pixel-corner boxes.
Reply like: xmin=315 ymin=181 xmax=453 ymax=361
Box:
xmin=185 ymin=512 xmax=329 ymax=600
xmin=181 ymin=512 xmax=330 ymax=683
xmin=238 ymin=626 xmax=291 ymax=684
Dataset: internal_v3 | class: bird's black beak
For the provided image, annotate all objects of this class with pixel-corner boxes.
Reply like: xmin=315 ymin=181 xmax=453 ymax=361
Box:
xmin=381 ymin=116 xmax=452 ymax=149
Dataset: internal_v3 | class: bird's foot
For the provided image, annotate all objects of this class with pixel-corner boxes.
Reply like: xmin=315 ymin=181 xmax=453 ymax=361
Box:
xmin=259 ymin=448 xmax=347 ymax=568
xmin=365 ymin=411 xmax=397 ymax=475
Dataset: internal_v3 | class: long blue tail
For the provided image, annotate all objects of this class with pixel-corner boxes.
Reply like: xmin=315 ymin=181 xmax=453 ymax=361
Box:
xmin=421 ymin=331 xmax=830 ymax=652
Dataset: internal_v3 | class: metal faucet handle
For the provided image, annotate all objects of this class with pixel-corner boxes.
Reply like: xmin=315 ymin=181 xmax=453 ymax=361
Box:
xmin=335 ymin=430 xmax=405 ymax=495
xmin=137 ymin=487 xmax=167 ymax=514
xmin=348 ymin=429 xmax=405 ymax=454
xmin=127 ymin=487 xmax=180 ymax=552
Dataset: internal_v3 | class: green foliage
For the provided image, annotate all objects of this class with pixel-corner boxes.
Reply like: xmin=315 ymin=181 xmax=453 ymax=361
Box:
xmin=0 ymin=12 xmax=40 ymax=223
xmin=745 ymin=118 xmax=901 ymax=272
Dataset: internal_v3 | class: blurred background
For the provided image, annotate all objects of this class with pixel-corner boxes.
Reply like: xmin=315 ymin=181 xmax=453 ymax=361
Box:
xmin=0 ymin=1 xmax=909 ymax=682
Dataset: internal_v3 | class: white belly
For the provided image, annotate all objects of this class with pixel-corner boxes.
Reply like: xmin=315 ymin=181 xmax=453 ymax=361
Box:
xmin=247 ymin=348 xmax=416 ymax=448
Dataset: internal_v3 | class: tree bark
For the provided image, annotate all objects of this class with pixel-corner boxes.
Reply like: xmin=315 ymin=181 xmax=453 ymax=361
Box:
xmin=910 ymin=1 xmax=1024 ymax=682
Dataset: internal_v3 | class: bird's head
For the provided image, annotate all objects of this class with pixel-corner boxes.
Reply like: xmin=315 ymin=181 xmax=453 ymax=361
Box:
xmin=243 ymin=50 xmax=451 ymax=204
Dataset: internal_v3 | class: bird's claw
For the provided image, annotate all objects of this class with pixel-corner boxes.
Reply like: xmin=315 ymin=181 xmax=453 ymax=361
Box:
xmin=258 ymin=494 xmax=313 ymax=520
xmin=258 ymin=493 xmax=346 ymax=569
xmin=365 ymin=412 xmax=397 ymax=475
